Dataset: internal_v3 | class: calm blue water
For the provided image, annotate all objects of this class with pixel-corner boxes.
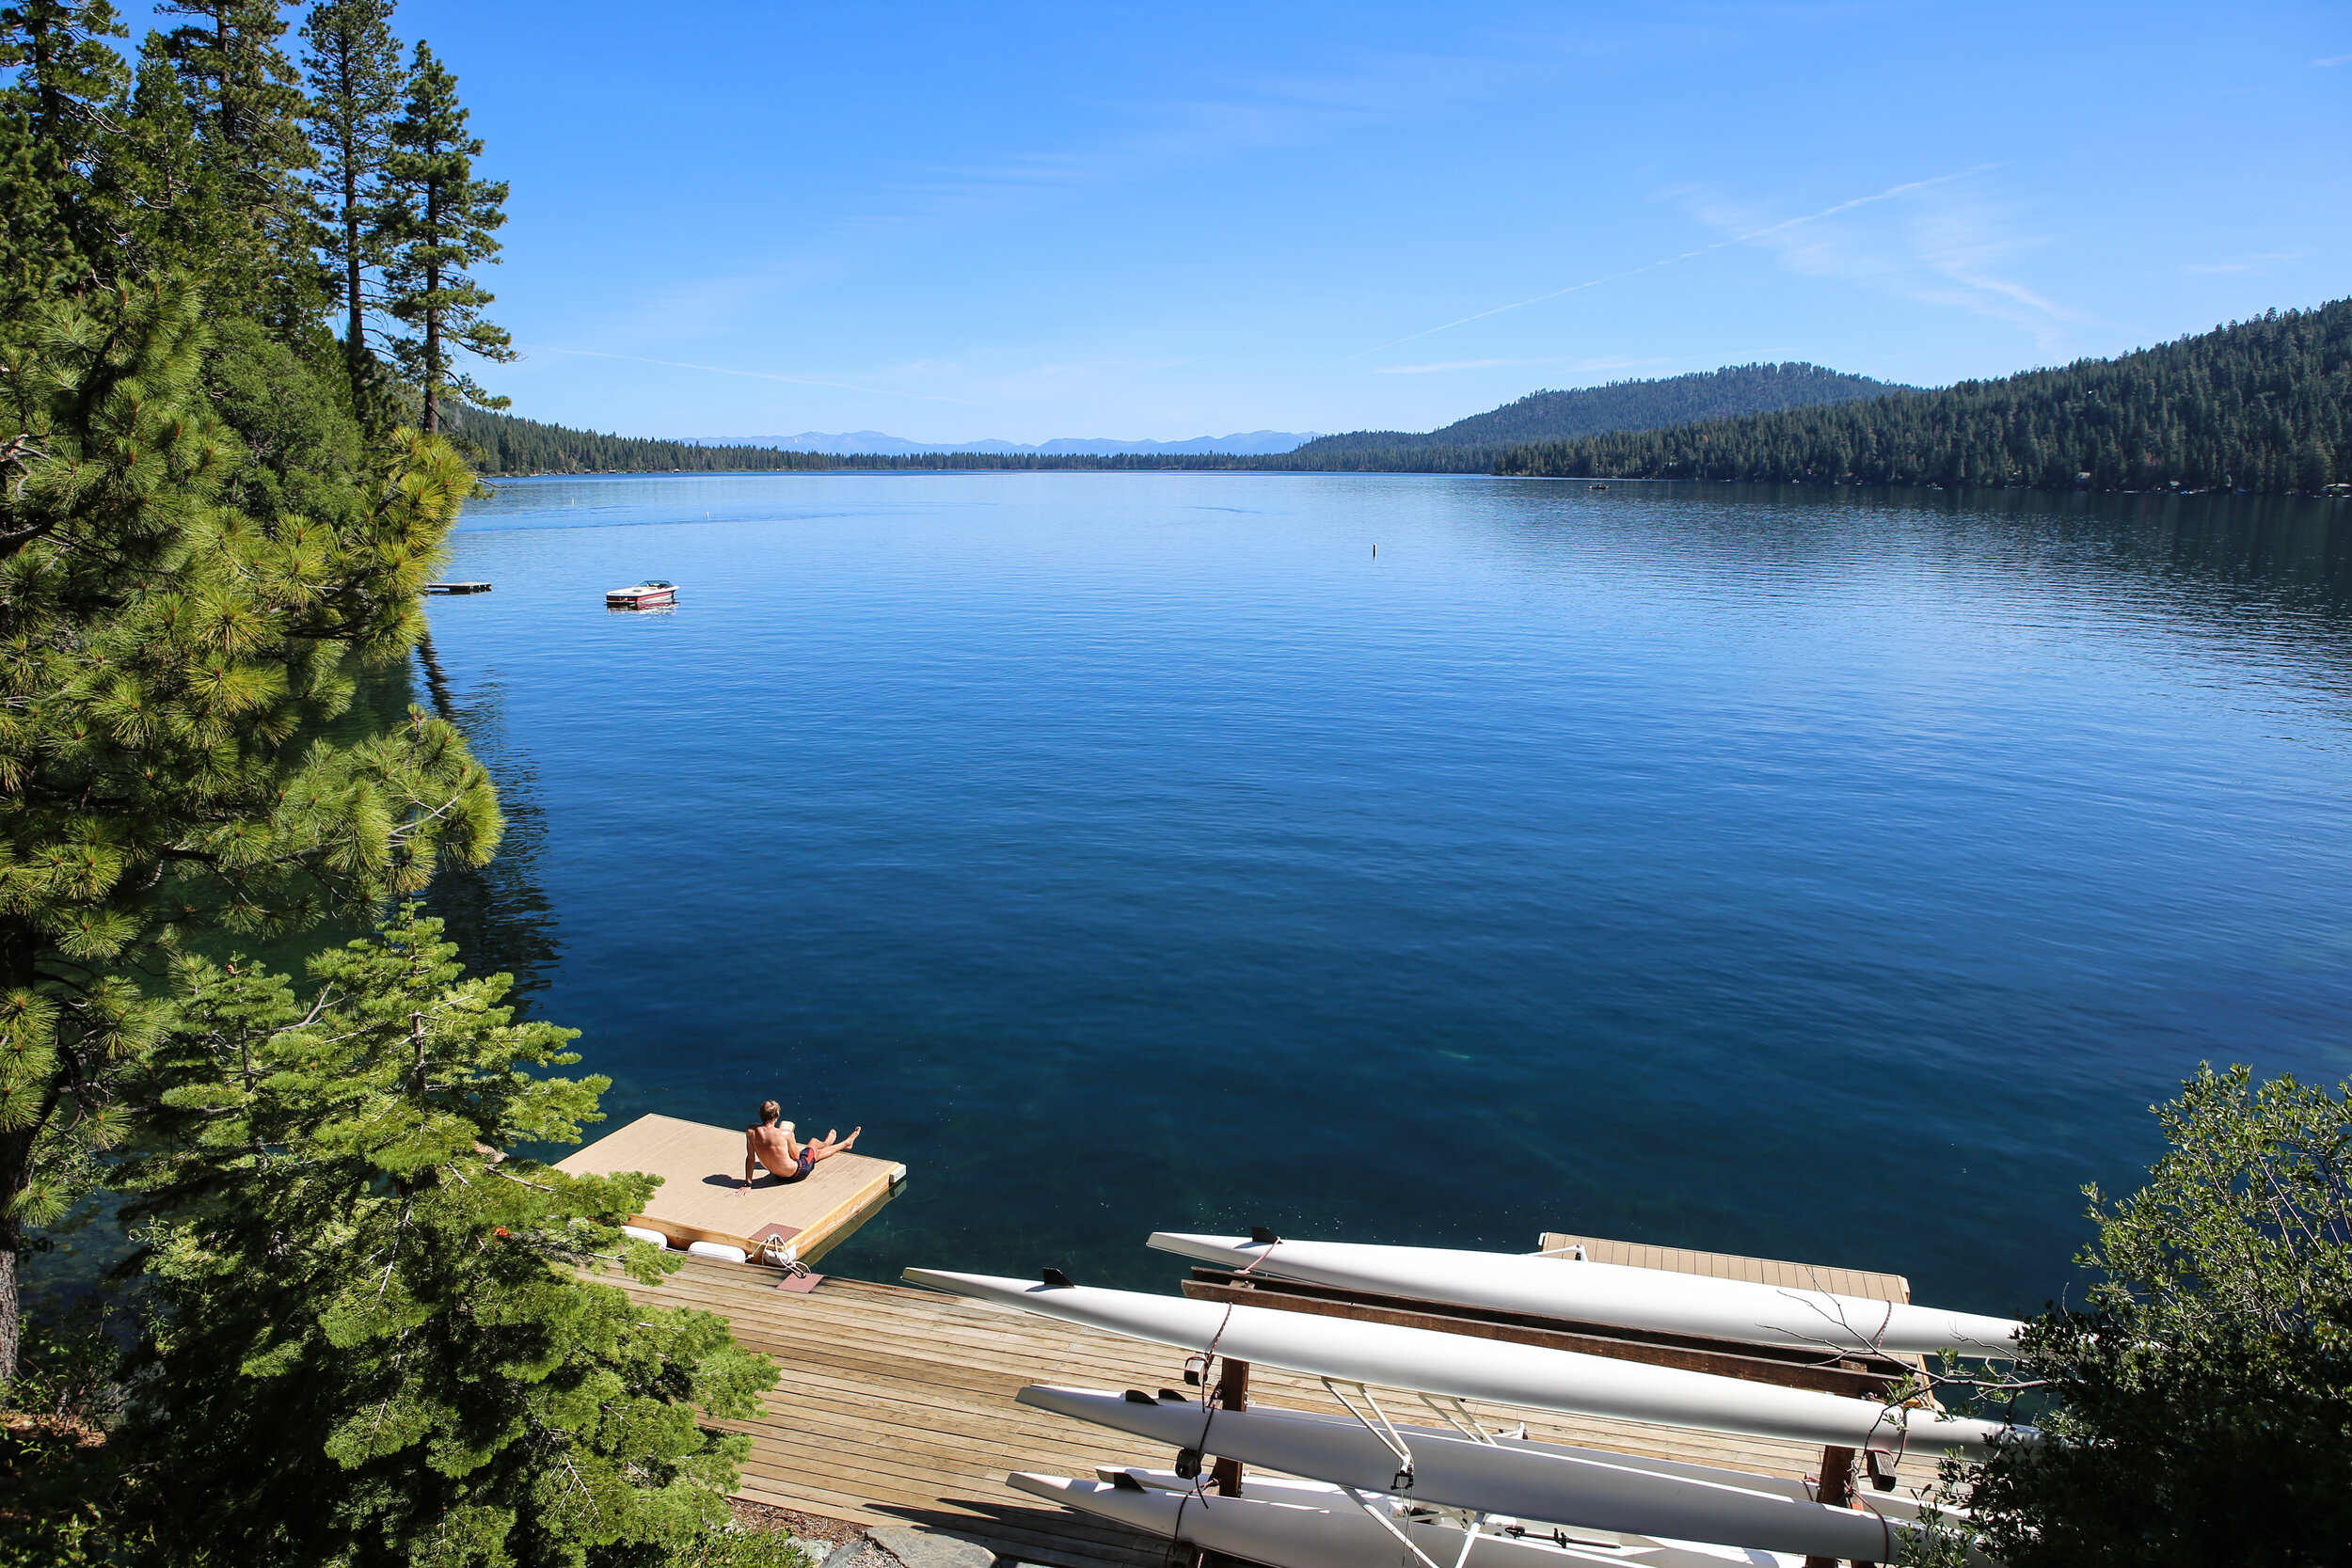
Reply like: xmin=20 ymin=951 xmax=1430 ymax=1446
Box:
xmin=417 ymin=471 xmax=2352 ymax=1316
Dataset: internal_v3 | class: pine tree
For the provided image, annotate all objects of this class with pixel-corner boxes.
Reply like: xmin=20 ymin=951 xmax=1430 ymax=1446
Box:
xmin=0 ymin=0 xmax=130 ymax=294
xmin=382 ymin=40 xmax=512 ymax=434
xmin=154 ymin=0 xmax=307 ymax=166
xmin=0 ymin=277 xmax=502 ymax=1380
xmin=299 ymin=0 xmax=403 ymax=396
xmin=150 ymin=0 xmax=330 ymax=331
xmin=129 ymin=906 xmax=778 ymax=1565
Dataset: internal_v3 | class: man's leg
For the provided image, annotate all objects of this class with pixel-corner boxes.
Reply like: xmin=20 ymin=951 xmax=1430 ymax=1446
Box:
xmin=806 ymin=1126 xmax=864 ymax=1164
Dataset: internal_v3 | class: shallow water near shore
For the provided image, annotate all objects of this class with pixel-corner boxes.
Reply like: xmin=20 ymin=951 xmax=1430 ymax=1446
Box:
xmin=412 ymin=470 xmax=2351 ymax=1314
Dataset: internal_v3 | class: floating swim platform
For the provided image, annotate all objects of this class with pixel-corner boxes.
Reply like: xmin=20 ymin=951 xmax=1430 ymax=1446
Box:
xmin=556 ymin=1113 xmax=904 ymax=1265
xmin=426 ymin=580 xmax=492 ymax=594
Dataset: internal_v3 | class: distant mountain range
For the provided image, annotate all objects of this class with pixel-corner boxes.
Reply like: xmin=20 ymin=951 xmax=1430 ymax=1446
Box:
xmin=677 ymin=429 xmax=1318 ymax=457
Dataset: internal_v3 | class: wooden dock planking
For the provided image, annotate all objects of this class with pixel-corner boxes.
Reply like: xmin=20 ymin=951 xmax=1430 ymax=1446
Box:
xmin=608 ymin=1259 xmax=1841 ymax=1568
xmin=556 ymin=1113 xmax=903 ymax=1263
xmin=1537 ymin=1232 xmax=1912 ymax=1305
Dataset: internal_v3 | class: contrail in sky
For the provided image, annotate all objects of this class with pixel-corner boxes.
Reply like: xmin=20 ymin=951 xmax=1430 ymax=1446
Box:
xmin=1336 ymin=166 xmax=2000 ymax=365
xmin=524 ymin=345 xmax=978 ymax=404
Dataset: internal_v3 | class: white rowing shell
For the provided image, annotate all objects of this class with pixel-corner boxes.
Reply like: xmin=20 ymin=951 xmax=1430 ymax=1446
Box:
xmin=1021 ymin=1384 xmax=1978 ymax=1564
xmin=904 ymin=1270 xmax=2026 ymax=1458
xmin=1150 ymin=1232 xmax=2026 ymax=1358
xmin=1007 ymin=1472 xmax=1790 ymax=1568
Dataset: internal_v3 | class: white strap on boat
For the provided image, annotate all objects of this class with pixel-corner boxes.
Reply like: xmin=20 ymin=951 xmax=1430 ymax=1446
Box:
xmin=1531 ymin=1243 xmax=1587 ymax=1259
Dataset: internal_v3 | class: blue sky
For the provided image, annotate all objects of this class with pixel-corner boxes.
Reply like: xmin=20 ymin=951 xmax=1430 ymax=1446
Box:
xmin=152 ymin=2 xmax=2352 ymax=440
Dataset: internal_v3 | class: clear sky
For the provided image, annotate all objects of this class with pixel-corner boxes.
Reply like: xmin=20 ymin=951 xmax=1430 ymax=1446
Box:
xmin=176 ymin=2 xmax=2352 ymax=440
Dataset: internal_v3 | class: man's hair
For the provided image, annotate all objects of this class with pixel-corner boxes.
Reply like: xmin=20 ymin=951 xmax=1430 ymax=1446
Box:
xmin=759 ymin=1101 xmax=781 ymax=1124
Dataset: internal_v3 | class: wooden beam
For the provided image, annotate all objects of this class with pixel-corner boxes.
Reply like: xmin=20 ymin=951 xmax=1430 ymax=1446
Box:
xmin=1181 ymin=1270 xmax=1906 ymax=1399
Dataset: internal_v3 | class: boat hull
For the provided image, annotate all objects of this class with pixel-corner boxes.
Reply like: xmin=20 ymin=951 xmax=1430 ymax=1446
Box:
xmin=1020 ymin=1384 xmax=1951 ymax=1562
xmin=1007 ymin=1472 xmax=1793 ymax=1568
xmin=902 ymin=1270 xmax=2023 ymax=1458
xmin=1149 ymin=1232 xmax=2025 ymax=1358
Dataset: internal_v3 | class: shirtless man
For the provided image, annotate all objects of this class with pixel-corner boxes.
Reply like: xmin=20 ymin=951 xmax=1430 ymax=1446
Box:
xmin=739 ymin=1101 xmax=861 ymax=1190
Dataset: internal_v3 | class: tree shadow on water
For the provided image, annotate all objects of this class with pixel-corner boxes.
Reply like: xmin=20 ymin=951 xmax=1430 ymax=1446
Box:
xmin=414 ymin=630 xmax=563 ymax=1017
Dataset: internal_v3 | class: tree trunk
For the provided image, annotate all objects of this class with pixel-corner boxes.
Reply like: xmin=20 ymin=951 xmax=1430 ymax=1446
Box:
xmin=422 ymin=292 xmax=440 ymax=434
xmin=0 ymin=1196 xmax=19 ymax=1386
xmin=421 ymin=173 xmax=443 ymax=434
xmin=27 ymin=19 xmax=63 ymax=142
xmin=345 ymin=156 xmax=366 ymax=392
xmin=0 ymin=918 xmax=47 ymax=1384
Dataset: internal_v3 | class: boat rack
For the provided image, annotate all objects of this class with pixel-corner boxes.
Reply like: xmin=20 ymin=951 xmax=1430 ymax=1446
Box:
xmin=1177 ymin=1266 xmax=1918 ymax=1400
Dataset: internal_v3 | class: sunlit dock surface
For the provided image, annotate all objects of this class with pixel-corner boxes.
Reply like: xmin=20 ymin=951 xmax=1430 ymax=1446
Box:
xmin=557 ymin=1114 xmax=904 ymax=1264
xmin=608 ymin=1234 xmax=1917 ymax=1568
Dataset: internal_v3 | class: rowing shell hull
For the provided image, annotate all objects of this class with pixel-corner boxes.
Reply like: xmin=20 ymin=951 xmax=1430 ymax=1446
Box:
xmin=903 ymin=1270 xmax=2022 ymax=1458
xmin=1150 ymin=1232 xmax=2025 ymax=1357
xmin=1020 ymin=1385 xmax=1957 ymax=1563
xmin=1006 ymin=1473 xmax=1789 ymax=1568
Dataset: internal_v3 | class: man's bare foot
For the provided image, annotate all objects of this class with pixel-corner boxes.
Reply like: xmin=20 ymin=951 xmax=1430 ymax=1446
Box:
xmin=824 ymin=1130 xmax=837 ymax=1144
xmin=838 ymin=1126 xmax=862 ymax=1151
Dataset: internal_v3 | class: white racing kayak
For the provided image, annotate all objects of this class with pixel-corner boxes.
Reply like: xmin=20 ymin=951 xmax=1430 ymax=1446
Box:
xmin=1020 ymin=1384 xmax=1975 ymax=1563
xmin=1150 ymin=1232 xmax=2026 ymax=1358
xmin=904 ymin=1270 xmax=2026 ymax=1457
xmin=1008 ymin=1472 xmax=1793 ymax=1568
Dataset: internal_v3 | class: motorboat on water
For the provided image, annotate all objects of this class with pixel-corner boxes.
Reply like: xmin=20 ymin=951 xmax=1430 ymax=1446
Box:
xmin=606 ymin=579 xmax=679 ymax=609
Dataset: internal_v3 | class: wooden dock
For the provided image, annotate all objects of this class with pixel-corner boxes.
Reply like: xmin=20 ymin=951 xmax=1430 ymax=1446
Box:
xmin=557 ymin=1113 xmax=904 ymax=1265
xmin=605 ymin=1234 xmax=1921 ymax=1567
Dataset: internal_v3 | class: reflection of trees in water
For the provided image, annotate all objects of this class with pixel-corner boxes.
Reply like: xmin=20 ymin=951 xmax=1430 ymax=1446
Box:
xmin=1500 ymin=485 xmax=2352 ymax=663
xmin=415 ymin=629 xmax=561 ymax=1015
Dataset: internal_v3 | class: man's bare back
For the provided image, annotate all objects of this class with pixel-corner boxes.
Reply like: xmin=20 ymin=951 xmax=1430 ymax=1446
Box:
xmin=739 ymin=1101 xmax=863 ymax=1191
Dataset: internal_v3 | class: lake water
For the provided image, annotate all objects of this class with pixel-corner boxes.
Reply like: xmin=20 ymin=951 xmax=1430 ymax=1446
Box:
xmin=417 ymin=471 xmax=2351 ymax=1316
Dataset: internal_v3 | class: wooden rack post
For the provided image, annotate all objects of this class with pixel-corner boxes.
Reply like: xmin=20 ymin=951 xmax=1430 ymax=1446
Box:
xmin=1803 ymin=1444 xmax=1855 ymax=1568
xmin=1210 ymin=1359 xmax=1249 ymax=1497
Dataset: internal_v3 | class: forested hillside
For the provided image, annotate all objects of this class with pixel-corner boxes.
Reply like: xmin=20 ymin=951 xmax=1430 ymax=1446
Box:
xmin=1287 ymin=363 xmax=1904 ymax=467
xmin=1496 ymin=305 xmax=2352 ymax=494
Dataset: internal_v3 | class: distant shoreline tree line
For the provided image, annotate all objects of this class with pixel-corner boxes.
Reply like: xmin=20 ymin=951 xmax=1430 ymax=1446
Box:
xmin=470 ymin=317 xmax=2350 ymax=499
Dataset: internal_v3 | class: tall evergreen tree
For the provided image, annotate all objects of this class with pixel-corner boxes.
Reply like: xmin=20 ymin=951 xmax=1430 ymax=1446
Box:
xmin=299 ymin=0 xmax=403 ymax=394
xmin=152 ymin=0 xmax=324 ymax=323
xmin=155 ymin=0 xmax=305 ymax=161
xmin=382 ymin=40 xmax=511 ymax=433
xmin=0 ymin=277 xmax=501 ymax=1381
xmin=129 ymin=907 xmax=777 ymax=1565
xmin=0 ymin=0 xmax=129 ymax=293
